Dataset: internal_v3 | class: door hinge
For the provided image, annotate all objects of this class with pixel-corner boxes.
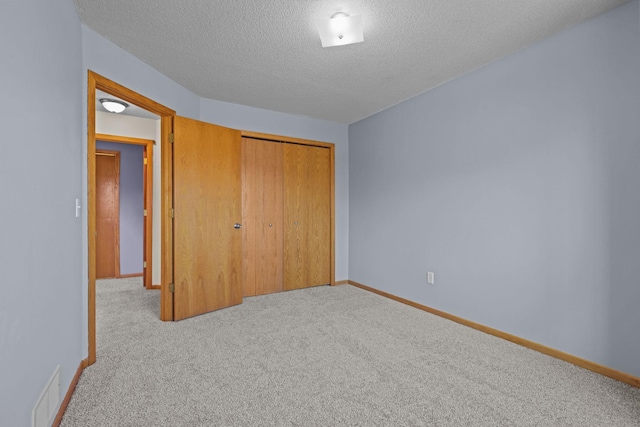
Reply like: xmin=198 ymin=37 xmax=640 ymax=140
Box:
xmin=168 ymin=133 xmax=174 ymax=144
xmin=170 ymin=208 xmax=175 ymax=218
xmin=169 ymin=283 xmax=175 ymax=293
xmin=143 ymin=157 xmax=148 ymax=165
xmin=143 ymin=209 xmax=147 ymax=217
xmin=143 ymin=261 xmax=147 ymax=268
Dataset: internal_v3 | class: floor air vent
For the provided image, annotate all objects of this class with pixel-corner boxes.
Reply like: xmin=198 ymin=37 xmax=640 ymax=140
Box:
xmin=32 ymin=365 xmax=60 ymax=427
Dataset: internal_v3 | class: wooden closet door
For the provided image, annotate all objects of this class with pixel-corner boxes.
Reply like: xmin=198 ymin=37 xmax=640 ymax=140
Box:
xmin=242 ymin=138 xmax=283 ymax=296
xmin=283 ymin=144 xmax=331 ymax=290
xmin=283 ymin=144 xmax=307 ymax=290
xmin=306 ymin=146 xmax=331 ymax=286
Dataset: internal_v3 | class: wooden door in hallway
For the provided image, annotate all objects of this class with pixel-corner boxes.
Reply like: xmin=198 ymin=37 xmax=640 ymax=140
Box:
xmin=172 ymin=116 xmax=243 ymax=320
xmin=96 ymin=150 xmax=120 ymax=279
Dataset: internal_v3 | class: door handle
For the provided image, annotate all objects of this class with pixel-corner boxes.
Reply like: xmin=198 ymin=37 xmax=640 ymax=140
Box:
xmin=234 ymin=223 xmax=242 ymax=229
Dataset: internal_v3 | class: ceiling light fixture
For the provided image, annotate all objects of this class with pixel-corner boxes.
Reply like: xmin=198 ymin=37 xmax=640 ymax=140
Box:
xmin=315 ymin=12 xmax=364 ymax=48
xmin=100 ymin=98 xmax=128 ymax=114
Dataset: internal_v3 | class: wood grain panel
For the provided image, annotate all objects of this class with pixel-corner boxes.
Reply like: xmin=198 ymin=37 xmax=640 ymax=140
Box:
xmin=241 ymin=138 xmax=257 ymax=297
xmin=160 ymin=115 xmax=174 ymax=321
xmin=95 ymin=151 xmax=120 ymax=279
xmin=306 ymin=146 xmax=331 ymax=287
xmin=173 ymin=116 xmax=242 ymax=321
xmin=242 ymin=138 xmax=284 ymax=296
xmin=283 ymin=144 xmax=308 ymax=290
xmin=255 ymin=140 xmax=283 ymax=295
xmin=241 ymin=130 xmax=334 ymax=148
xmin=96 ymin=134 xmax=155 ymax=146
xmin=283 ymin=144 xmax=332 ymax=290
xmin=142 ymin=147 xmax=149 ymax=287
xmin=88 ymin=72 xmax=97 ymax=365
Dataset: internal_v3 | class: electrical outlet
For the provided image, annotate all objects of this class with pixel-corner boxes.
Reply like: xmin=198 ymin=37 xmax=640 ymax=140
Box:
xmin=427 ymin=271 xmax=435 ymax=285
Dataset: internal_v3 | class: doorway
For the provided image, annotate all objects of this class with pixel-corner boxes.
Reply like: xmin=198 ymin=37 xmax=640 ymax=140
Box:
xmin=96 ymin=135 xmax=156 ymax=289
xmin=87 ymin=71 xmax=175 ymax=365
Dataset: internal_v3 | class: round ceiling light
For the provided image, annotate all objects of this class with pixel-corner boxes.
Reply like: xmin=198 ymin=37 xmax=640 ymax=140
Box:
xmin=100 ymin=98 xmax=128 ymax=114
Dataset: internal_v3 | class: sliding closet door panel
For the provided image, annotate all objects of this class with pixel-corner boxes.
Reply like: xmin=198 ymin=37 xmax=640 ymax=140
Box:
xmin=255 ymin=141 xmax=284 ymax=295
xmin=306 ymin=146 xmax=331 ymax=286
xmin=283 ymin=144 xmax=308 ymax=290
xmin=283 ymin=144 xmax=330 ymax=290
xmin=242 ymin=138 xmax=284 ymax=296
xmin=241 ymin=138 xmax=257 ymax=297
xmin=173 ymin=116 xmax=242 ymax=321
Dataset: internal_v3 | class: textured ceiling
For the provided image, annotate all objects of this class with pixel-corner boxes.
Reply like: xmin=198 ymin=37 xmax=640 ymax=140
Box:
xmin=75 ymin=0 xmax=630 ymax=124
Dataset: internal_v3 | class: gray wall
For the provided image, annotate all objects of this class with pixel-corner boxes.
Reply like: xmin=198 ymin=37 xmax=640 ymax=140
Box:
xmin=96 ymin=141 xmax=145 ymax=276
xmin=349 ymin=0 xmax=640 ymax=376
xmin=0 ymin=0 xmax=83 ymax=425
xmin=199 ymin=99 xmax=349 ymax=281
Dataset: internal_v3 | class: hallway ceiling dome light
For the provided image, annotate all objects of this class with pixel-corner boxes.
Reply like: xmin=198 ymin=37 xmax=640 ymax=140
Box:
xmin=100 ymin=98 xmax=128 ymax=113
xmin=315 ymin=12 xmax=364 ymax=48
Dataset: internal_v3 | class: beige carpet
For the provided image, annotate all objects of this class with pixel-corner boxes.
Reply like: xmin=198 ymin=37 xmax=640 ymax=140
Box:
xmin=61 ymin=278 xmax=640 ymax=426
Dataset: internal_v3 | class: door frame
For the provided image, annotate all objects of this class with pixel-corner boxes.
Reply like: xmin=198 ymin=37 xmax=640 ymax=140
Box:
xmin=88 ymin=71 xmax=176 ymax=366
xmin=96 ymin=134 xmax=155 ymax=289
xmin=95 ymin=149 xmax=121 ymax=278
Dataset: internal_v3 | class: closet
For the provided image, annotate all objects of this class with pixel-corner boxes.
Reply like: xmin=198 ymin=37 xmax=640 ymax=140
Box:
xmin=242 ymin=135 xmax=332 ymax=297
